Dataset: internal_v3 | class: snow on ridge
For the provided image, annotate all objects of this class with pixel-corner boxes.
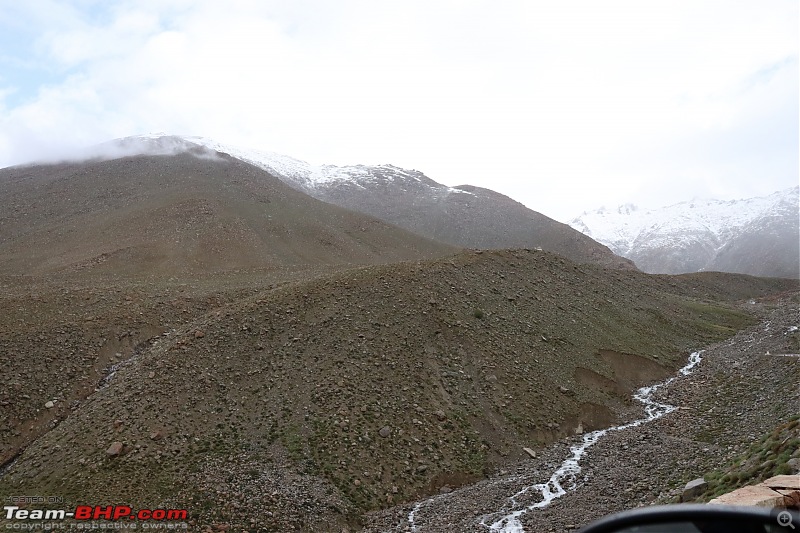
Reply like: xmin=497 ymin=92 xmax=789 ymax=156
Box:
xmin=76 ymin=133 xmax=478 ymax=196
xmin=134 ymin=131 xmax=171 ymax=140
xmin=570 ymin=187 xmax=799 ymax=254
xmin=183 ymin=136 xmax=313 ymax=182
xmin=180 ymin=136 xmax=390 ymax=189
xmin=176 ymin=135 xmax=476 ymax=194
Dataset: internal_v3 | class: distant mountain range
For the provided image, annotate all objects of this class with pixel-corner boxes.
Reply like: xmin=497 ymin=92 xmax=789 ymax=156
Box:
xmin=569 ymin=187 xmax=800 ymax=278
xmin=12 ymin=133 xmax=792 ymax=278
xmin=60 ymin=134 xmax=635 ymax=270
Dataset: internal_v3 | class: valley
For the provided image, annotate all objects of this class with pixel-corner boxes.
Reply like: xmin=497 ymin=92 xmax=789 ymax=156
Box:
xmin=364 ymin=294 xmax=799 ymax=531
xmin=0 ymin=145 xmax=797 ymax=532
xmin=1 ymin=250 xmax=796 ymax=531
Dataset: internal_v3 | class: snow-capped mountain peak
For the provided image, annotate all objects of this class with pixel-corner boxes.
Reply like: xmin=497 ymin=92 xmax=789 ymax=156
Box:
xmin=569 ymin=187 xmax=799 ymax=277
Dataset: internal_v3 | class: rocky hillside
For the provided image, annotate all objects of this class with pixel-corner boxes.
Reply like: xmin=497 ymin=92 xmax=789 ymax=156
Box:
xmin=1 ymin=249 xmax=795 ymax=531
xmin=363 ymin=292 xmax=800 ymax=532
xmin=569 ymin=187 xmax=799 ymax=278
xmin=0 ymin=150 xmax=455 ymax=277
xmin=97 ymin=135 xmax=636 ymax=270
xmin=680 ymin=412 xmax=800 ymax=505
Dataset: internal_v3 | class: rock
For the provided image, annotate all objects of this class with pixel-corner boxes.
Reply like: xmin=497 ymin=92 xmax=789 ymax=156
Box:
xmin=786 ymin=458 xmax=800 ymax=474
xmin=709 ymin=484 xmax=792 ymax=507
xmin=378 ymin=426 xmax=391 ymax=438
xmin=194 ymin=330 xmax=205 ymax=339
xmin=150 ymin=430 xmax=164 ymax=441
xmin=761 ymin=477 xmax=800 ymax=507
xmin=763 ymin=475 xmax=800 ymax=491
xmin=44 ymin=400 xmax=55 ymax=409
xmin=681 ymin=478 xmax=708 ymax=502
xmin=439 ymin=485 xmax=452 ymax=494
xmin=778 ymin=489 xmax=800 ymax=508
xmin=106 ymin=442 xmax=124 ymax=457
xmin=522 ymin=447 xmax=537 ymax=459
xmin=434 ymin=410 xmax=446 ymax=421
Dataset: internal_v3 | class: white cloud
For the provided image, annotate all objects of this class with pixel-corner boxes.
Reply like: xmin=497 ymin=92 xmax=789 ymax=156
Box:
xmin=0 ymin=0 xmax=796 ymax=221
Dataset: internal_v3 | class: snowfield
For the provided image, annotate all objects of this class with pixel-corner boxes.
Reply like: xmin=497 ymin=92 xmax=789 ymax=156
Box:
xmin=569 ymin=188 xmax=799 ymax=257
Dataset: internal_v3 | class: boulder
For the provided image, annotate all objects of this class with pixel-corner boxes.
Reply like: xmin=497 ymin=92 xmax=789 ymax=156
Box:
xmin=106 ymin=441 xmax=124 ymax=457
xmin=763 ymin=475 xmax=800 ymax=491
xmin=681 ymin=478 xmax=708 ymax=502
xmin=709 ymin=485 xmax=790 ymax=507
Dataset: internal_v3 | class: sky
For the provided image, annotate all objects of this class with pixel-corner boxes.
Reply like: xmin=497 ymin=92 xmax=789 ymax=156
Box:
xmin=0 ymin=0 xmax=797 ymax=222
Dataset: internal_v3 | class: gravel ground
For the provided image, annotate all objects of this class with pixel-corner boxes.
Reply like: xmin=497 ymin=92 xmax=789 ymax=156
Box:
xmin=362 ymin=295 xmax=800 ymax=532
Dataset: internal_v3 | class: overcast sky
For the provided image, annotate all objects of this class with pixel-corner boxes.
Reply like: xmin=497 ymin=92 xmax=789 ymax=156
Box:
xmin=0 ymin=0 xmax=797 ymax=221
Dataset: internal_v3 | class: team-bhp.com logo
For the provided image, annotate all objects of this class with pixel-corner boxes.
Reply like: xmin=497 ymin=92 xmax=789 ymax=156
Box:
xmin=4 ymin=505 xmax=188 ymax=529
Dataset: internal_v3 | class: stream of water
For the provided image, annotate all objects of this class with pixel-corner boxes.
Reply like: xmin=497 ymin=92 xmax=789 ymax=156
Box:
xmin=407 ymin=350 xmax=704 ymax=532
xmin=480 ymin=350 xmax=702 ymax=532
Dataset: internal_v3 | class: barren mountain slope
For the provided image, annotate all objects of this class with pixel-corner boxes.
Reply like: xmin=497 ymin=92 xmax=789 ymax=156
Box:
xmin=1 ymin=250 xmax=795 ymax=531
xmin=0 ymin=151 xmax=456 ymax=277
xmin=102 ymin=135 xmax=636 ymax=270
xmin=362 ymin=294 xmax=799 ymax=532
xmin=301 ymin=176 xmax=636 ymax=270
